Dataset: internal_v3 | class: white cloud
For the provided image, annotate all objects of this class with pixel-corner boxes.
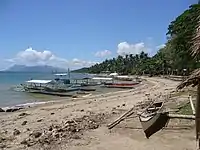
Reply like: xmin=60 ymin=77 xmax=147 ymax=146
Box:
xmin=71 ymin=58 xmax=97 ymax=67
xmin=7 ymin=47 xmax=97 ymax=69
xmin=95 ymin=50 xmax=112 ymax=57
xmin=156 ymin=44 xmax=166 ymax=49
xmin=117 ymin=42 xmax=151 ymax=56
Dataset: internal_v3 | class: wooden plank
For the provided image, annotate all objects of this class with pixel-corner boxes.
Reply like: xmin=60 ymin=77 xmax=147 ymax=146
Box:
xmin=107 ymin=107 xmax=135 ymax=129
xmin=167 ymin=114 xmax=195 ymax=119
xmin=189 ymin=95 xmax=195 ymax=115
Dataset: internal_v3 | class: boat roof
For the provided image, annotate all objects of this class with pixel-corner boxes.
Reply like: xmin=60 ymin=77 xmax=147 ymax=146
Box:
xmin=116 ymin=75 xmax=129 ymax=78
xmin=26 ymin=80 xmax=52 ymax=84
xmin=54 ymin=73 xmax=68 ymax=76
xmin=109 ymin=73 xmax=118 ymax=76
xmin=92 ymin=77 xmax=113 ymax=80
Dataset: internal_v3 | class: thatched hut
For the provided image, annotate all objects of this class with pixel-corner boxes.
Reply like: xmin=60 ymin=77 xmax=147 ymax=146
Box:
xmin=177 ymin=69 xmax=200 ymax=147
xmin=177 ymin=16 xmax=200 ymax=148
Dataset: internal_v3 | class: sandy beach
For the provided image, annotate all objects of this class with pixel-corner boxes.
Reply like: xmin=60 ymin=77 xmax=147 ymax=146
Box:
xmin=0 ymin=77 xmax=196 ymax=150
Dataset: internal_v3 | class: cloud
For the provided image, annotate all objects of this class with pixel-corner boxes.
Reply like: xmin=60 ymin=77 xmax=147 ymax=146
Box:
xmin=117 ymin=42 xmax=151 ymax=56
xmin=156 ymin=44 xmax=166 ymax=50
xmin=71 ymin=58 xmax=97 ymax=67
xmin=95 ymin=50 xmax=112 ymax=57
xmin=7 ymin=47 xmax=97 ymax=69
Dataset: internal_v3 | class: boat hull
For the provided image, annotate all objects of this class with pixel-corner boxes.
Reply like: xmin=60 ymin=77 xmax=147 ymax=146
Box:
xmin=25 ymin=90 xmax=77 ymax=97
xmin=139 ymin=113 xmax=169 ymax=138
xmin=139 ymin=102 xmax=169 ymax=138
xmin=103 ymin=82 xmax=139 ymax=88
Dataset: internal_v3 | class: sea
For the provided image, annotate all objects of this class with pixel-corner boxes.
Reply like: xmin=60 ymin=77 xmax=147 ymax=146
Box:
xmin=0 ymin=72 xmax=122 ymax=107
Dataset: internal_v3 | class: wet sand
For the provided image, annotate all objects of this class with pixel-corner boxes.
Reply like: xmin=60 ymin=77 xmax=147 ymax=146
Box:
xmin=0 ymin=77 xmax=196 ymax=150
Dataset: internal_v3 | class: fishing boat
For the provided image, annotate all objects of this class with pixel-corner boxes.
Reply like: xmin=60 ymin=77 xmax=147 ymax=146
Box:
xmin=23 ymin=80 xmax=79 ymax=96
xmin=138 ymin=102 xmax=169 ymax=138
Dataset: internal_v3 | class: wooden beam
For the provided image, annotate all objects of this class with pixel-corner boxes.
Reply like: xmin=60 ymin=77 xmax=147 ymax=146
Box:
xmin=189 ymin=95 xmax=195 ymax=115
xmin=107 ymin=107 xmax=135 ymax=129
xmin=167 ymin=114 xmax=195 ymax=119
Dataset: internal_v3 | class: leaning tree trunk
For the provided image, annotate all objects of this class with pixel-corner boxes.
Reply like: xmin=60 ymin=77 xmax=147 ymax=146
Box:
xmin=196 ymin=83 xmax=200 ymax=149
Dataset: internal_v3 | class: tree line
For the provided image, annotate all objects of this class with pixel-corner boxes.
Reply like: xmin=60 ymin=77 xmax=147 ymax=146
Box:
xmin=75 ymin=3 xmax=200 ymax=76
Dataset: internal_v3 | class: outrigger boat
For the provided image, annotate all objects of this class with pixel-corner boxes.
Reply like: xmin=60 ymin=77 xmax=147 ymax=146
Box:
xmin=138 ymin=102 xmax=169 ymax=138
xmin=23 ymin=80 xmax=79 ymax=96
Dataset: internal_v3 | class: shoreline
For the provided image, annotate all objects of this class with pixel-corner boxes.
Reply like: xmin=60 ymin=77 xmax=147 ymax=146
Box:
xmin=0 ymin=77 xmax=194 ymax=150
xmin=1 ymin=80 xmax=146 ymax=112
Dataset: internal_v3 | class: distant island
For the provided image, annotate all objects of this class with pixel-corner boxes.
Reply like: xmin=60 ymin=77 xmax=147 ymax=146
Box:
xmin=4 ymin=65 xmax=67 ymax=73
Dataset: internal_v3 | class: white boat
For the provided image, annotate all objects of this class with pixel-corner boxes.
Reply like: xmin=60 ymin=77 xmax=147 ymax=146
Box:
xmin=23 ymin=80 xmax=79 ymax=95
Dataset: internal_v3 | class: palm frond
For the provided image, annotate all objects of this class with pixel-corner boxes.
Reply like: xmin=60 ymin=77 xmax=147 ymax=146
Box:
xmin=191 ymin=17 xmax=200 ymax=57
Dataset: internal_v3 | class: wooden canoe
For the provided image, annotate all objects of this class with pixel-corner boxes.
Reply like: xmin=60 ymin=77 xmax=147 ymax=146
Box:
xmin=139 ymin=102 xmax=169 ymax=138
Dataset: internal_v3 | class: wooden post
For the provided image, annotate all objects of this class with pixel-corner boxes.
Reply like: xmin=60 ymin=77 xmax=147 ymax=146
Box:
xmin=196 ymin=83 xmax=200 ymax=149
xmin=189 ymin=95 xmax=195 ymax=115
xmin=167 ymin=114 xmax=195 ymax=119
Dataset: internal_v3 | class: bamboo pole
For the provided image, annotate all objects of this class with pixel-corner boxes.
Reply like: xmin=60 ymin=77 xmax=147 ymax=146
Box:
xmin=107 ymin=108 xmax=134 ymax=129
xmin=196 ymin=83 xmax=200 ymax=149
xmin=189 ymin=95 xmax=195 ymax=115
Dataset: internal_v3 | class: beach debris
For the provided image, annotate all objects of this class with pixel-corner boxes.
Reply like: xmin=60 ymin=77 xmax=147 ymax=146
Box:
xmin=19 ymin=112 xmax=29 ymax=116
xmin=122 ymin=103 xmax=126 ymax=107
xmin=50 ymin=112 xmax=55 ymax=115
xmin=80 ymin=109 xmax=84 ymax=112
xmin=20 ymin=113 xmax=109 ymax=148
xmin=71 ymin=134 xmax=81 ymax=139
xmin=30 ymin=131 xmax=42 ymax=138
xmin=22 ymin=121 xmax=28 ymax=126
xmin=0 ymin=108 xmax=5 ymax=112
xmin=0 ymin=144 xmax=6 ymax=149
xmin=13 ymin=129 xmax=20 ymax=136
xmin=37 ymin=119 xmax=43 ymax=122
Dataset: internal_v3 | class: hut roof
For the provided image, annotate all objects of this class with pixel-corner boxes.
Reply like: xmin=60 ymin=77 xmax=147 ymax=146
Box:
xmin=177 ymin=68 xmax=200 ymax=89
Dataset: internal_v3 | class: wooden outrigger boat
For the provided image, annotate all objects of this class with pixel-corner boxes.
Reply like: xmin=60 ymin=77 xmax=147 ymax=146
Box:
xmin=138 ymin=102 xmax=169 ymax=138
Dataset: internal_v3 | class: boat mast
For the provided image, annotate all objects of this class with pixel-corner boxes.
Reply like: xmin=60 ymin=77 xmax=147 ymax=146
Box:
xmin=68 ymin=68 xmax=70 ymax=79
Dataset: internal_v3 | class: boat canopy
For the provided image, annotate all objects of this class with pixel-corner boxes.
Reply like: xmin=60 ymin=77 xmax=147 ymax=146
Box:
xmin=54 ymin=73 xmax=68 ymax=76
xmin=26 ymin=80 xmax=52 ymax=84
xmin=116 ymin=75 xmax=129 ymax=78
xmin=92 ymin=77 xmax=113 ymax=80
xmin=109 ymin=73 xmax=118 ymax=76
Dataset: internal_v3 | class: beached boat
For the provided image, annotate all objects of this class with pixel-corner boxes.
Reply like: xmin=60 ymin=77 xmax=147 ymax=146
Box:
xmin=23 ymin=80 xmax=79 ymax=96
xmin=139 ymin=102 xmax=169 ymax=138
xmin=79 ymin=87 xmax=96 ymax=91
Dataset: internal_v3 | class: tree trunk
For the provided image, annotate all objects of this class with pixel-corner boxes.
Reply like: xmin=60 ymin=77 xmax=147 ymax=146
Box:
xmin=196 ymin=83 xmax=200 ymax=148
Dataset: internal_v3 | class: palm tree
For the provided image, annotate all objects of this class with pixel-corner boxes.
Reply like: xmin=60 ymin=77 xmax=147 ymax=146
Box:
xmin=177 ymin=6 xmax=200 ymax=148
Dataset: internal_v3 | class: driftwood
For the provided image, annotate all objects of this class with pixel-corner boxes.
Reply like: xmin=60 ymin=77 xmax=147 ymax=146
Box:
xmin=167 ymin=114 xmax=195 ymax=120
xmin=107 ymin=107 xmax=135 ymax=129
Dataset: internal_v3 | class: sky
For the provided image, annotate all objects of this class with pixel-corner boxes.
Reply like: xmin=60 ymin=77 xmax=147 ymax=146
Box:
xmin=0 ymin=0 xmax=198 ymax=70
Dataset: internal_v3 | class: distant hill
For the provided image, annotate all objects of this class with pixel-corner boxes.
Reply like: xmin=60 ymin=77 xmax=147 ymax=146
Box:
xmin=5 ymin=65 xmax=67 ymax=73
xmin=71 ymin=67 xmax=90 ymax=73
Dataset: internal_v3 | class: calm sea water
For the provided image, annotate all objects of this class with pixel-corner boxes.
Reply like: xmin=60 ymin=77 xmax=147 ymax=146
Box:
xmin=0 ymin=72 xmax=92 ymax=107
xmin=0 ymin=72 xmax=123 ymax=107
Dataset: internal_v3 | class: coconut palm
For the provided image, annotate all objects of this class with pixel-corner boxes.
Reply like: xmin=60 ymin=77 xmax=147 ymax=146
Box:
xmin=177 ymin=3 xmax=200 ymax=148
